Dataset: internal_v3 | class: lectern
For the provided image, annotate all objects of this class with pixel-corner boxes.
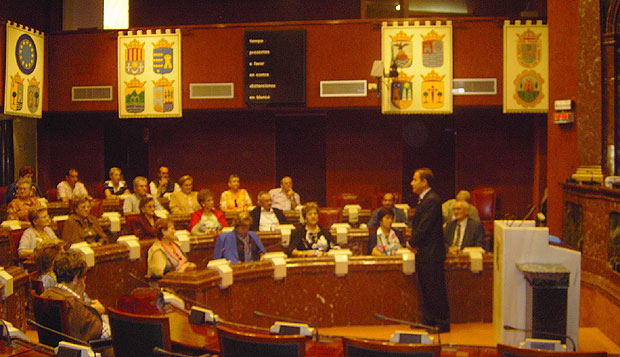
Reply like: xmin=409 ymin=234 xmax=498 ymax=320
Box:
xmin=493 ymin=220 xmax=581 ymax=348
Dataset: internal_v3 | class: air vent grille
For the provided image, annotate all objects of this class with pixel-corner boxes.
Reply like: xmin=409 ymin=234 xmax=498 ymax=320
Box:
xmin=452 ymin=78 xmax=497 ymax=95
xmin=190 ymin=83 xmax=234 ymax=99
xmin=320 ymin=80 xmax=367 ymax=97
xmin=72 ymin=86 xmax=113 ymax=101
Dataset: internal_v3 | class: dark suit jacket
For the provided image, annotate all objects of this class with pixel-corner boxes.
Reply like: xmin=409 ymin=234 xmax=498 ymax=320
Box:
xmin=249 ymin=206 xmax=287 ymax=231
xmin=409 ymin=190 xmax=446 ymax=263
xmin=444 ymin=218 xmax=486 ymax=249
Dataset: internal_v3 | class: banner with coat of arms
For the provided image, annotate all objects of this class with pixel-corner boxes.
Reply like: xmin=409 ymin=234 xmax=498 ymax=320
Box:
xmin=117 ymin=29 xmax=182 ymax=118
xmin=4 ymin=21 xmax=44 ymax=118
xmin=381 ymin=21 xmax=453 ymax=114
xmin=503 ymin=20 xmax=548 ymax=113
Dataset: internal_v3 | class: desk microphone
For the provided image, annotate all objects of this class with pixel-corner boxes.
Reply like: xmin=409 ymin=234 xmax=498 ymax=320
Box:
xmin=503 ymin=325 xmax=576 ymax=351
xmin=519 ymin=205 xmax=537 ymax=226
xmin=254 ymin=311 xmax=319 ymax=342
xmin=374 ymin=313 xmax=441 ymax=345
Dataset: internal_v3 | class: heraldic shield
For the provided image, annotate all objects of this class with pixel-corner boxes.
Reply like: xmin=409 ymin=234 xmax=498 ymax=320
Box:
xmin=421 ymin=70 xmax=445 ymax=109
xmin=513 ymin=70 xmax=544 ymax=107
xmin=390 ymin=31 xmax=413 ymax=68
xmin=422 ymin=30 xmax=445 ymax=68
xmin=391 ymin=72 xmax=413 ymax=109
xmin=153 ymin=38 xmax=174 ymax=74
xmin=27 ymin=77 xmax=40 ymax=113
xmin=153 ymin=77 xmax=174 ymax=112
xmin=517 ymin=29 xmax=541 ymax=68
xmin=10 ymin=73 xmax=24 ymax=111
xmin=124 ymin=39 xmax=145 ymax=75
xmin=124 ymin=77 xmax=146 ymax=113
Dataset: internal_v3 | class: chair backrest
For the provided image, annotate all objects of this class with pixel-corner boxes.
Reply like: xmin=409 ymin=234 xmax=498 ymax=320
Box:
xmin=333 ymin=193 xmax=359 ymax=207
xmin=30 ymin=290 xmax=71 ymax=347
xmin=497 ymin=344 xmax=607 ymax=357
xmin=471 ymin=186 xmax=496 ymax=221
xmin=0 ymin=186 xmax=7 ymax=204
xmin=342 ymin=337 xmax=441 ymax=357
xmin=217 ymin=325 xmax=306 ymax=357
xmin=28 ymin=271 xmax=45 ymax=295
xmin=89 ymin=198 xmax=104 ymax=217
xmin=46 ymin=188 xmax=58 ymax=202
xmin=106 ymin=306 xmax=171 ymax=357
xmin=124 ymin=213 xmax=142 ymax=234
xmin=8 ymin=228 xmax=27 ymax=266
xmin=318 ymin=207 xmax=341 ymax=228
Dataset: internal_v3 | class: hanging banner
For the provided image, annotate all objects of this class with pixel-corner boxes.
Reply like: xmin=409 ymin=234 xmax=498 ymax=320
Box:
xmin=118 ymin=29 xmax=182 ymax=118
xmin=503 ymin=20 xmax=548 ymax=113
xmin=381 ymin=21 xmax=453 ymax=114
xmin=4 ymin=21 xmax=45 ymax=118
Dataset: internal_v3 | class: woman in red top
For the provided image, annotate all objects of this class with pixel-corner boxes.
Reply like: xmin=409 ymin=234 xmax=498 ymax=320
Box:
xmin=189 ymin=189 xmax=228 ymax=235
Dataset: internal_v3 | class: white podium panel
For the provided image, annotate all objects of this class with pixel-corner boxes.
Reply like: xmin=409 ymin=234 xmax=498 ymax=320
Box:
xmin=493 ymin=220 xmax=581 ymax=348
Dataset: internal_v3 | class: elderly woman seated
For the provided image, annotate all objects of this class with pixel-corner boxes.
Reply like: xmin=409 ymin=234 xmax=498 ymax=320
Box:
xmin=18 ymin=207 xmax=59 ymax=259
xmin=286 ymin=202 xmax=335 ymax=257
xmin=169 ymin=175 xmax=200 ymax=214
xmin=213 ymin=211 xmax=265 ymax=264
xmin=367 ymin=207 xmax=405 ymax=256
xmin=41 ymin=250 xmax=110 ymax=342
xmin=147 ymin=218 xmax=196 ymax=278
xmin=103 ymin=167 xmax=129 ymax=199
xmin=131 ymin=197 xmax=158 ymax=239
xmin=189 ymin=189 xmax=228 ymax=235
xmin=7 ymin=178 xmax=41 ymax=221
xmin=61 ymin=195 xmax=108 ymax=248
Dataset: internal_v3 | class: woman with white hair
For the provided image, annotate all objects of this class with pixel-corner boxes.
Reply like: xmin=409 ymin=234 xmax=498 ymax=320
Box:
xmin=103 ymin=167 xmax=128 ymax=198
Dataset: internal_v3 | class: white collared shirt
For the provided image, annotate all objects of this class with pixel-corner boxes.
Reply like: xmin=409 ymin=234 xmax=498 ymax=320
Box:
xmin=259 ymin=207 xmax=280 ymax=231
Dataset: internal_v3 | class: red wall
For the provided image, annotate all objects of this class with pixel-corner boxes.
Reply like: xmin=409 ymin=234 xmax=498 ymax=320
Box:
xmin=34 ymin=19 xmax=541 ymax=214
xmin=547 ymin=0 xmax=579 ymax=236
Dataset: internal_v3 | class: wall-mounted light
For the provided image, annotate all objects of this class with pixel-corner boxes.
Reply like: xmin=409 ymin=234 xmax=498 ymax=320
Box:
xmin=369 ymin=60 xmax=399 ymax=96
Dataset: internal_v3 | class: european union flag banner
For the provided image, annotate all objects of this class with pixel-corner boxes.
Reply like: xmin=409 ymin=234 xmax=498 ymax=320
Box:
xmin=4 ymin=21 xmax=45 ymax=118
xmin=503 ymin=20 xmax=548 ymax=113
xmin=118 ymin=29 xmax=182 ymax=118
xmin=381 ymin=21 xmax=453 ymax=114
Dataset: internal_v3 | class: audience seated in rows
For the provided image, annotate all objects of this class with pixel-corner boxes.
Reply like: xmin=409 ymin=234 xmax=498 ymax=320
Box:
xmin=214 ymin=211 xmax=265 ymax=264
xmin=62 ymin=195 xmax=108 ymax=248
xmin=442 ymin=190 xmax=480 ymax=224
xmin=287 ymin=202 xmax=335 ymax=257
xmin=269 ymin=176 xmax=300 ymax=210
xmin=7 ymin=177 xmax=41 ymax=221
xmin=33 ymin=240 xmax=63 ymax=290
xmin=103 ymin=167 xmax=129 ymax=199
xmin=220 ymin=174 xmax=252 ymax=212
xmin=149 ymin=166 xmax=180 ymax=199
xmin=4 ymin=165 xmax=42 ymax=204
xmin=123 ymin=176 xmax=165 ymax=214
xmin=367 ymin=192 xmax=408 ymax=228
xmin=169 ymin=175 xmax=200 ymax=214
xmin=18 ymin=207 xmax=59 ymax=259
xmin=367 ymin=207 xmax=405 ymax=256
xmin=250 ymin=191 xmax=288 ymax=231
xmin=41 ymin=250 xmax=111 ymax=341
xmin=189 ymin=189 xmax=228 ymax=235
xmin=444 ymin=201 xmax=485 ymax=253
xmin=132 ymin=197 xmax=158 ymax=239
xmin=57 ymin=169 xmax=88 ymax=202
xmin=147 ymin=218 xmax=195 ymax=278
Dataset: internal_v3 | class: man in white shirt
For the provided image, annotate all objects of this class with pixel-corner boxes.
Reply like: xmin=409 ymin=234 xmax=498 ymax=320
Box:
xmin=444 ymin=200 xmax=485 ymax=253
xmin=123 ymin=176 xmax=165 ymax=214
xmin=57 ymin=169 xmax=88 ymax=202
xmin=250 ymin=191 xmax=288 ymax=231
xmin=269 ymin=176 xmax=300 ymax=211
xmin=149 ymin=166 xmax=180 ymax=199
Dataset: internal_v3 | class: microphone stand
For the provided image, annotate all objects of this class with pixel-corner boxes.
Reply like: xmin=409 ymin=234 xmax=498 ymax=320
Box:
xmin=374 ymin=313 xmax=441 ymax=345
xmin=504 ymin=325 xmax=576 ymax=352
xmin=254 ymin=311 xmax=319 ymax=342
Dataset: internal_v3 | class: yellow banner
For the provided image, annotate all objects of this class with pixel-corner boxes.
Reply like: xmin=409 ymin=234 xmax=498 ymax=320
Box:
xmin=503 ymin=20 xmax=548 ymax=113
xmin=118 ymin=29 xmax=182 ymax=118
xmin=381 ymin=21 xmax=452 ymax=114
xmin=4 ymin=21 xmax=45 ymax=118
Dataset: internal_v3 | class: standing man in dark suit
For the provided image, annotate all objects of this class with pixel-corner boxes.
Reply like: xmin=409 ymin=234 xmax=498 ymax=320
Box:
xmin=444 ymin=201 xmax=486 ymax=253
xmin=250 ymin=191 xmax=288 ymax=231
xmin=409 ymin=168 xmax=451 ymax=332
